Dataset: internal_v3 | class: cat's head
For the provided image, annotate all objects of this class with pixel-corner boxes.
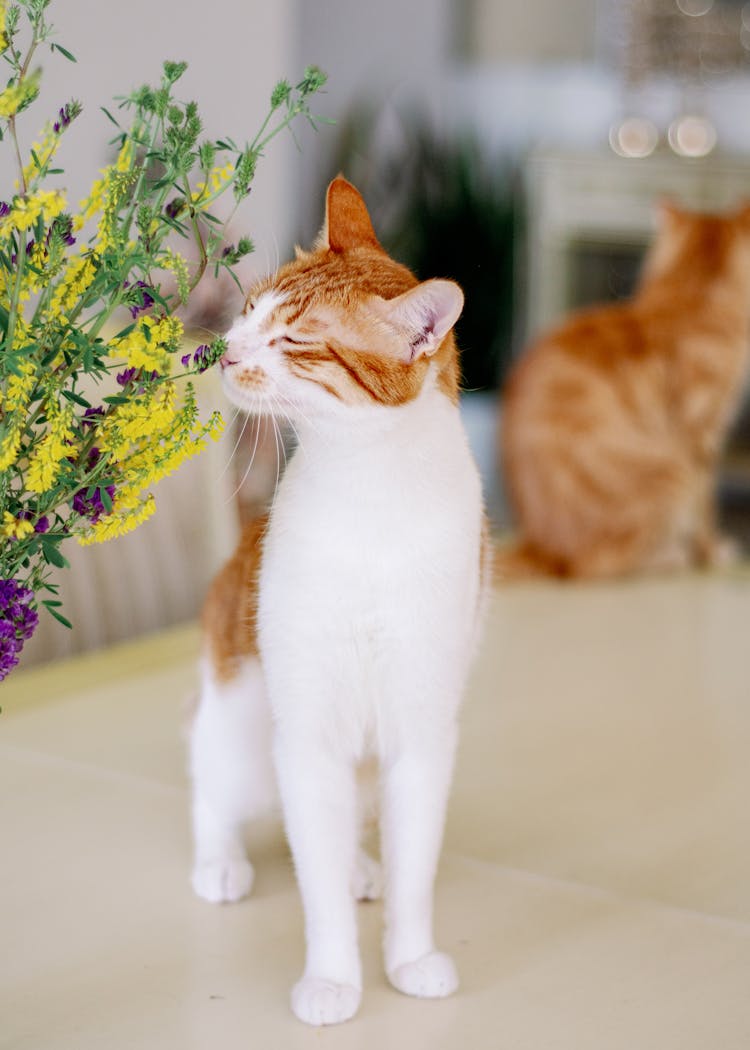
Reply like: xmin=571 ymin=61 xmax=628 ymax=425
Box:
xmin=641 ymin=199 xmax=750 ymax=291
xmin=219 ymin=177 xmax=464 ymax=420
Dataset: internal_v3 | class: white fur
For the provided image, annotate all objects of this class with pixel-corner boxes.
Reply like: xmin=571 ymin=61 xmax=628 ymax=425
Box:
xmin=191 ymin=307 xmax=485 ymax=1024
xmin=190 ymin=658 xmax=276 ymax=902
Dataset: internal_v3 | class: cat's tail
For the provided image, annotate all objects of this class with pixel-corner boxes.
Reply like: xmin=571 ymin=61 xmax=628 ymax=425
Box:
xmin=493 ymin=538 xmax=565 ymax=581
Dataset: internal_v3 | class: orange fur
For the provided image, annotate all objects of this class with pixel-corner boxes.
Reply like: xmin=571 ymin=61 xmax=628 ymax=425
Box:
xmin=501 ymin=202 xmax=750 ymax=579
xmin=202 ymin=515 xmax=267 ymax=682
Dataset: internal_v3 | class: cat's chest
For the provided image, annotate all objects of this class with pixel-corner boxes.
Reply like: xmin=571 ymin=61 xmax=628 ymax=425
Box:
xmin=259 ymin=421 xmax=481 ymax=613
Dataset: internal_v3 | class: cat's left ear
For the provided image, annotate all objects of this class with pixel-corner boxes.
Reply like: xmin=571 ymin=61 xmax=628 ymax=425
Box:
xmin=373 ymin=279 xmax=464 ymax=361
xmin=323 ymin=176 xmax=381 ymax=253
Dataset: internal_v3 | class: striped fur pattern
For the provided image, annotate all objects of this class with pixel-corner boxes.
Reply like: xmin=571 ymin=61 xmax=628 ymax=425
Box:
xmin=501 ymin=201 xmax=750 ymax=579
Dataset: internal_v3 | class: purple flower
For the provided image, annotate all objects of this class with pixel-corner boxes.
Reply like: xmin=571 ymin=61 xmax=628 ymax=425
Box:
xmin=18 ymin=510 xmax=49 ymax=533
xmin=181 ymin=353 xmax=191 ymax=368
xmin=53 ymin=104 xmax=74 ymax=134
xmin=0 ymin=580 xmax=39 ymax=680
xmin=72 ymin=484 xmax=115 ymax=524
xmin=81 ymin=406 xmax=105 ymax=428
xmin=193 ymin=345 xmax=211 ymax=373
xmin=125 ymin=280 xmax=155 ymax=318
xmin=0 ymin=622 xmax=21 ymax=681
xmin=165 ymin=198 xmax=183 ymax=219
xmin=0 ymin=201 xmax=10 ymax=218
xmin=116 ymin=367 xmax=137 ymax=387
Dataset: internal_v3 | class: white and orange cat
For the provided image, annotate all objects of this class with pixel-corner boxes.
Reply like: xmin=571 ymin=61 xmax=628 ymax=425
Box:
xmin=501 ymin=201 xmax=750 ymax=579
xmin=190 ymin=178 xmax=488 ymax=1026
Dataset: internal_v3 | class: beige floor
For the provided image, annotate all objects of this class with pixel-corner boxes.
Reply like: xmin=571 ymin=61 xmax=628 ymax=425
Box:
xmin=2 ymin=573 xmax=750 ymax=1048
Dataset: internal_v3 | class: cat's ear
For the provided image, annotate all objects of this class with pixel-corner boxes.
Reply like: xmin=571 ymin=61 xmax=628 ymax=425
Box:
xmin=654 ymin=197 xmax=683 ymax=227
xmin=373 ymin=279 xmax=464 ymax=361
xmin=323 ymin=176 xmax=381 ymax=253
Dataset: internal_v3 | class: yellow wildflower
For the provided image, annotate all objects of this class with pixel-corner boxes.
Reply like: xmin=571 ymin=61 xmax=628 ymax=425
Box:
xmin=77 ymin=494 xmax=156 ymax=545
xmin=1 ymin=512 xmax=34 ymax=541
xmin=0 ymin=0 xmax=8 ymax=54
xmin=162 ymin=249 xmax=191 ymax=304
xmin=47 ymin=255 xmax=97 ymax=322
xmin=115 ymin=393 xmax=223 ymax=503
xmin=0 ymin=69 xmax=41 ymax=119
xmin=74 ymin=142 xmax=134 ymax=237
xmin=26 ymin=400 xmax=76 ymax=494
xmin=114 ymin=315 xmax=183 ymax=372
xmin=22 ymin=123 xmax=61 ymax=188
xmin=4 ymin=359 xmax=36 ymax=412
xmin=0 ymin=419 xmax=23 ymax=470
xmin=75 ymin=173 xmax=107 ymax=229
xmin=98 ymin=383 xmax=176 ymax=457
xmin=0 ymin=188 xmax=66 ymax=238
xmin=114 ymin=138 xmax=134 ymax=173
xmin=0 ymin=360 xmax=36 ymax=470
xmin=192 ymin=162 xmax=234 ymax=203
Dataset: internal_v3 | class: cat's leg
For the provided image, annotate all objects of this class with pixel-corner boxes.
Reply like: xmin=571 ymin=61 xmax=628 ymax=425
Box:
xmin=189 ymin=657 xmax=276 ymax=903
xmin=353 ymin=758 xmax=382 ymax=902
xmin=273 ymin=728 xmax=363 ymax=1026
xmin=380 ymin=717 xmax=459 ymax=999
xmin=690 ymin=470 xmax=741 ymax=568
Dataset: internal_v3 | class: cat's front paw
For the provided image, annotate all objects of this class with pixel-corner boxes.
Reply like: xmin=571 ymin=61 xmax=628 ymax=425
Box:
xmin=291 ymin=976 xmax=361 ymax=1026
xmin=388 ymin=950 xmax=459 ymax=999
xmin=191 ymin=858 xmax=254 ymax=903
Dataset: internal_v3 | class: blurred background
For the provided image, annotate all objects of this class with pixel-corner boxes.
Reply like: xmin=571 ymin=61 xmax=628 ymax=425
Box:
xmin=17 ymin=0 xmax=750 ymax=665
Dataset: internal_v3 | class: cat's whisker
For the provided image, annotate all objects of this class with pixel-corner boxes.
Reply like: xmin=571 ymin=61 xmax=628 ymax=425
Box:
xmin=270 ymin=394 xmax=303 ymax=458
xmin=227 ymin=403 xmax=265 ymax=505
xmin=217 ymin=407 xmax=250 ymax=483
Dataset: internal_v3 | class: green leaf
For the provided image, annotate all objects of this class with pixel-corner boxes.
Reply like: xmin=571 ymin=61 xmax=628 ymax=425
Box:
xmin=99 ymin=487 xmax=113 ymax=514
xmin=52 ymin=43 xmax=77 ymax=63
xmin=103 ymin=395 xmax=128 ymax=405
xmin=43 ymin=602 xmax=73 ymax=629
xmin=101 ymin=106 xmax=121 ymax=128
xmin=41 ymin=540 xmax=68 ymax=569
xmin=62 ymin=389 xmax=91 ymax=408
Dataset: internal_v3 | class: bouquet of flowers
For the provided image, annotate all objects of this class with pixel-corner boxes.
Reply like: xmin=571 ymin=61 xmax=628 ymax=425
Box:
xmin=0 ymin=0 xmax=326 ymax=680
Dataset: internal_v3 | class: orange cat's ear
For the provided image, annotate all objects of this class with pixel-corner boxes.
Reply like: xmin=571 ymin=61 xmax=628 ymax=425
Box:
xmin=373 ymin=279 xmax=464 ymax=361
xmin=323 ymin=176 xmax=381 ymax=253
xmin=654 ymin=197 xmax=682 ymax=227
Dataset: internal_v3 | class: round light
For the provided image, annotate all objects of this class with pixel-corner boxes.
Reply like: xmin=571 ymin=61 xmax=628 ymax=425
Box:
xmin=676 ymin=0 xmax=714 ymax=15
xmin=667 ymin=115 xmax=717 ymax=157
xmin=609 ymin=117 xmax=659 ymax=158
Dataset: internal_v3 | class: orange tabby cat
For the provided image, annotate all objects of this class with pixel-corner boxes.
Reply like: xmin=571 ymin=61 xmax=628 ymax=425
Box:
xmin=191 ymin=178 xmax=487 ymax=1026
xmin=500 ymin=201 xmax=750 ymax=579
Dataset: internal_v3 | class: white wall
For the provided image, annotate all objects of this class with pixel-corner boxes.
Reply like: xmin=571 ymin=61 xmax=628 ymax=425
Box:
xmin=11 ymin=0 xmax=298 ymax=267
xmin=291 ymin=0 xmax=455 ymax=239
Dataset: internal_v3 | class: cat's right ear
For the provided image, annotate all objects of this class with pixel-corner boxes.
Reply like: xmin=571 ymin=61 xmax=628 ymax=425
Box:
xmin=371 ymin=279 xmax=464 ymax=361
xmin=321 ymin=176 xmax=381 ymax=253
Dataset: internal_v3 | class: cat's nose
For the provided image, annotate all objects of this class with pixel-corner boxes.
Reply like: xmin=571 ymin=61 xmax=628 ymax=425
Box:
xmin=219 ymin=354 xmax=238 ymax=370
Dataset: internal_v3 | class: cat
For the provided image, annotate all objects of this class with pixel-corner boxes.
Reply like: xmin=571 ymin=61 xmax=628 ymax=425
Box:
xmin=190 ymin=177 xmax=489 ymax=1026
xmin=499 ymin=200 xmax=750 ymax=579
